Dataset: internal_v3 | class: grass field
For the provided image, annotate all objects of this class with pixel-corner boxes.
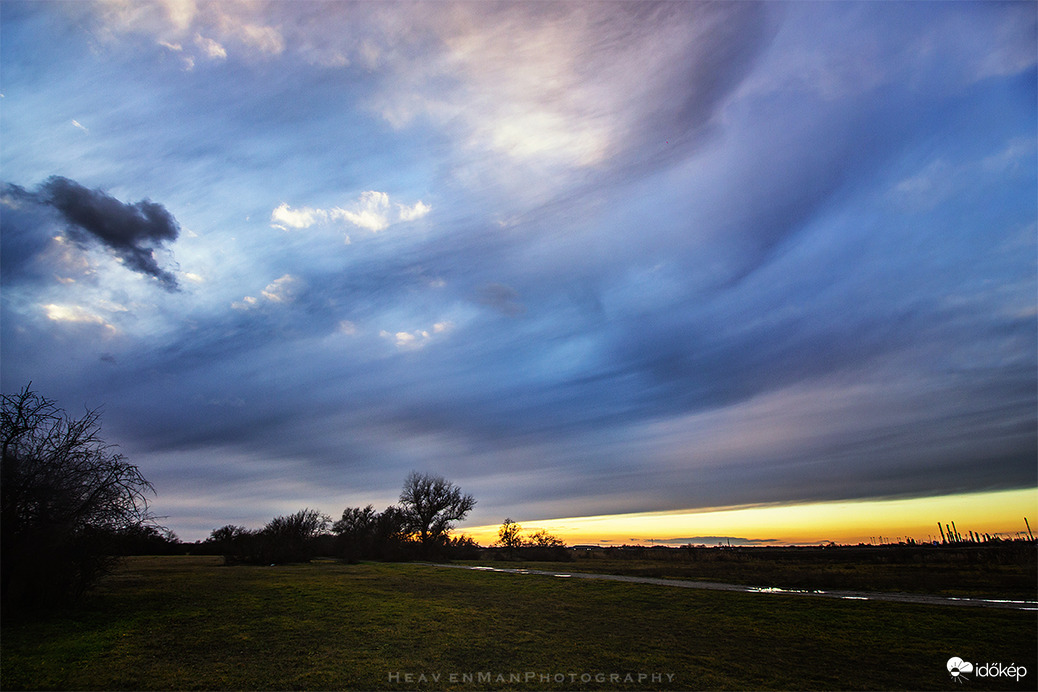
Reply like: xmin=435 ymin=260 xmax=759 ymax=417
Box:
xmin=2 ymin=555 xmax=1035 ymax=690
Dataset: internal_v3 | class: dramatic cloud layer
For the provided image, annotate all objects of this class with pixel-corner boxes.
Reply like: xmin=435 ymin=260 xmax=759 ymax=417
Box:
xmin=1 ymin=1 xmax=1034 ymax=540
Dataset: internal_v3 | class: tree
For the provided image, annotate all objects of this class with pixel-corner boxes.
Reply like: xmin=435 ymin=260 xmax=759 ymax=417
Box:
xmin=447 ymin=533 xmax=482 ymax=560
xmin=527 ymin=529 xmax=565 ymax=548
xmin=258 ymin=508 xmax=330 ymax=564
xmin=332 ymin=504 xmax=378 ymax=562
xmin=217 ymin=509 xmax=330 ymax=565
xmin=1 ymin=385 xmax=155 ymax=609
xmin=495 ymin=518 xmax=524 ymax=555
xmin=399 ymin=471 xmax=475 ymax=556
xmin=208 ymin=524 xmax=250 ymax=546
xmin=332 ymin=504 xmax=415 ymax=562
xmin=206 ymin=524 xmax=255 ymax=562
xmin=371 ymin=505 xmax=411 ymax=560
xmin=109 ymin=524 xmax=181 ymax=555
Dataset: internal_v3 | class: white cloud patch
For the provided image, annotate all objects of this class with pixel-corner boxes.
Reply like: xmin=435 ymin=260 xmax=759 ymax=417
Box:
xmin=333 ymin=190 xmax=390 ymax=232
xmin=380 ymin=320 xmax=454 ymax=350
xmin=71 ymin=119 xmax=89 ymax=133
xmin=231 ymin=295 xmax=258 ymax=310
xmin=99 ymin=0 xmax=282 ymax=62
xmin=43 ymin=304 xmax=117 ymax=333
xmin=271 ymin=192 xmax=429 ymax=233
xmin=194 ymin=33 xmax=226 ymax=59
xmin=236 ymin=22 xmax=284 ymax=55
xmin=271 ymin=202 xmax=322 ymax=230
xmin=232 ymin=274 xmax=303 ymax=309
xmin=260 ymin=274 xmax=303 ymax=303
xmin=397 ymin=200 xmax=431 ymax=222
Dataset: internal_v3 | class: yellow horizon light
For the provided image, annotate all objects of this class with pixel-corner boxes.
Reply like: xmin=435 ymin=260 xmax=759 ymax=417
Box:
xmin=459 ymin=488 xmax=1038 ymax=546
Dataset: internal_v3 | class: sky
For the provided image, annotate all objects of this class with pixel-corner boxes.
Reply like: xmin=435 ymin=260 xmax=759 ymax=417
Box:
xmin=1 ymin=0 xmax=1036 ymax=545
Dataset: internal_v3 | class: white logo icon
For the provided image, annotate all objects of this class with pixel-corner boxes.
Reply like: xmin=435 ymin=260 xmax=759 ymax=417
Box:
xmin=947 ymin=657 xmax=974 ymax=682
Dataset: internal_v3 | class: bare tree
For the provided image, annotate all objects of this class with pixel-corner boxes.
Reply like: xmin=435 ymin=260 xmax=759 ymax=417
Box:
xmin=333 ymin=504 xmax=378 ymax=538
xmin=399 ymin=471 xmax=475 ymax=555
xmin=333 ymin=504 xmax=411 ymax=561
xmin=259 ymin=508 xmax=330 ymax=564
xmin=496 ymin=518 xmax=524 ymax=555
xmin=1 ymin=384 xmax=155 ymax=608
xmin=527 ymin=529 xmax=565 ymax=548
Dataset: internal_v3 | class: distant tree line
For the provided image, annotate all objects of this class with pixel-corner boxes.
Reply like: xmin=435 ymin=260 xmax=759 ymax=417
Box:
xmin=205 ymin=471 xmax=479 ymax=564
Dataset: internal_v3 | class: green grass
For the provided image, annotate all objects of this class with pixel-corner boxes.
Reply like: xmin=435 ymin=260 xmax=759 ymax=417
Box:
xmin=2 ymin=555 xmax=1035 ymax=690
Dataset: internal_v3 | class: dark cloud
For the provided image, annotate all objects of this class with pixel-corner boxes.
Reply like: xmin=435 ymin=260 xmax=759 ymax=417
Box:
xmin=476 ymin=283 xmax=525 ymax=316
xmin=0 ymin=183 xmax=53 ymax=284
xmin=32 ymin=176 xmax=181 ymax=290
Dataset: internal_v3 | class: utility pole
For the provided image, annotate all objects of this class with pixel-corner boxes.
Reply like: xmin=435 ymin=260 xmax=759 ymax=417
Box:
xmin=938 ymin=523 xmax=946 ymax=544
xmin=1025 ymin=517 xmax=1034 ymax=541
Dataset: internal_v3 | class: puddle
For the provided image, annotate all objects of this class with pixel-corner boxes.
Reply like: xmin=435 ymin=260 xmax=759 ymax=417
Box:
xmin=748 ymin=586 xmax=816 ymax=595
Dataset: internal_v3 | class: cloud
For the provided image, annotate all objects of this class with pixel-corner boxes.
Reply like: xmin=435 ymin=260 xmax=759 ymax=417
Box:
xmin=235 ymin=22 xmax=285 ymax=56
xmin=271 ymin=202 xmax=321 ymax=230
xmin=380 ymin=320 xmax=453 ymax=351
xmin=233 ymin=274 xmax=304 ymax=309
xmin=367 ymin=0 xmax=771 ymax=187
xmin=194 ymin=33 xmax=226 ymax=60
xmin=260 ymin=274 xmax=303 ymax=303
xmin=271 ymin=192 xmax=430 ymax=233
xmin=96 ymin=0 xmax=284 ymax=60
xmin=397 ymin=200 xmax=431 ymax=222
xmin=3 ymin=177 xmax=182 ymax=290
xmin=43 ymin=304 xmax=118 ymax=334
xmin=41 ymin=177 xmax=181 ymax=290
xmin=334 ymin=190 xmax=390 ymax=232
xmin=476 ymin=283 xmax=525 ymax=316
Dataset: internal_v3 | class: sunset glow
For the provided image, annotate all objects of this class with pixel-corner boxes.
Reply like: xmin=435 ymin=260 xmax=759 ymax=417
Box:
xmin=463 ymin=489 xmax=1038 ymax=547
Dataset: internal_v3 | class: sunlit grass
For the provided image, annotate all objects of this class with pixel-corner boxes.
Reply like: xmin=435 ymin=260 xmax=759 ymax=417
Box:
xmin=2 ymin=555 xmax=1035 ymax=690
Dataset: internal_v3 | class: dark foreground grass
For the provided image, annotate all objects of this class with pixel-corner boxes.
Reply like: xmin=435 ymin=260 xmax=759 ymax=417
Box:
xmin=2 ymin=556 xmax=1035 ymax=691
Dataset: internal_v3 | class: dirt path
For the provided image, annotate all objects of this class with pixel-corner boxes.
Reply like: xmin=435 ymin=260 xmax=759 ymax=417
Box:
xmin=426 ymin=563 xmax=1038 ymax=611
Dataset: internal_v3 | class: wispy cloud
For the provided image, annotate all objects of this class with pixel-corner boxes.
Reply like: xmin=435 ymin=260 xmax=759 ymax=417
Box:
xmin=233 ymin=274 xmax=304 ymax=309
xmin=271 ymin=191 xmax=430 ymax=233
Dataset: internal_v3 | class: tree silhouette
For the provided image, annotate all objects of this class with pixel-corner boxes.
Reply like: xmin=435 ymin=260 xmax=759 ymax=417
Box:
xmin=496 ymin=518 xmax=523 ymax=556
xmin=1 ymin=384 xmax=155 ymax=609
xmin=399 ymin=471 xmax=475 ymax=556
xmin=333 ymin=504 xmax=411 ymax=561
xmin=259 ymin=508 xmax=330 ymax=563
